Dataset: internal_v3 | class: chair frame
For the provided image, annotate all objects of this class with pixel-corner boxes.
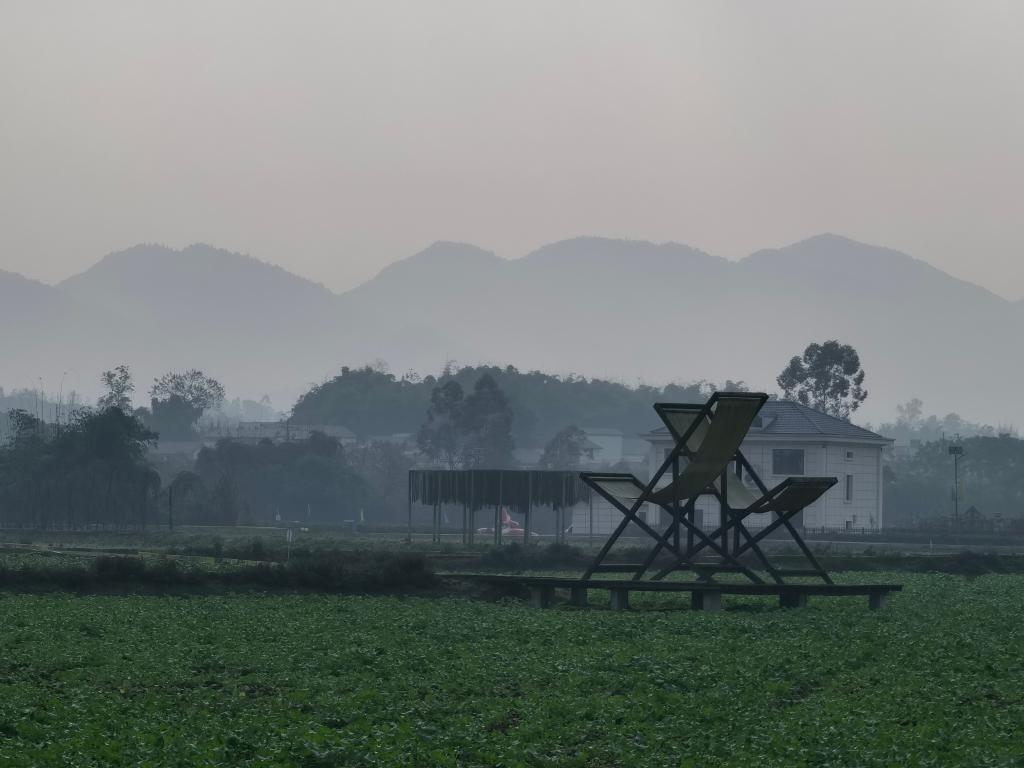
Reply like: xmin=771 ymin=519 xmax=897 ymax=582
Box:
xmin=580 ymin=393 xmax=835 ymax=584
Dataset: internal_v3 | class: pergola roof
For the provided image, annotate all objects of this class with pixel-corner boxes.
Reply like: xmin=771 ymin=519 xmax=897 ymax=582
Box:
xmin=410 ymin=469 xmax=590 ymax=513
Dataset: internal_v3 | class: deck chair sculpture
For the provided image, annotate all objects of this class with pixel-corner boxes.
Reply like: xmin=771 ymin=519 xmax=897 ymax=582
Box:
xmin=580 ymin=392 xmax=837 ymax=584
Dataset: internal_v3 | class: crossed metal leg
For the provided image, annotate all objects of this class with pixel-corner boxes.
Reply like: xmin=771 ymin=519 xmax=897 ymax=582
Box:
xmin=581 ymin=474 xmax=833 ymax=585
xmin=582 ymin=478 xmax=766 ymax=584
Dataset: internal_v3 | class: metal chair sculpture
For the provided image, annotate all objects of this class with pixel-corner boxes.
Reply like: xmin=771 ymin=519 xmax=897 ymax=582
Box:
xmin=581 ymin=392 xmax=836 ymax=584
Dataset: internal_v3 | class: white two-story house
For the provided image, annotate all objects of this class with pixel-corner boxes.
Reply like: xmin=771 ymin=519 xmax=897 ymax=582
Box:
xmin=642 ymin=400 xmax=892 ymax=532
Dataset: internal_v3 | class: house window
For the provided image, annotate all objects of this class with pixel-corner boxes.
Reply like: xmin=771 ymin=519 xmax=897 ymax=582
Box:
xmin=772 ymin=449 xmax=805 ymax=476
xmin=845 ymin=474 xmax=853 ymax=502
xmin=845 ymin=450 xmax=854 ymax=461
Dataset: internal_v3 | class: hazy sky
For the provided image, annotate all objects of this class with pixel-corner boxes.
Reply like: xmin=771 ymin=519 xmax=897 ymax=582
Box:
xmin=2 ymin=1 xmax=1022 ymax=297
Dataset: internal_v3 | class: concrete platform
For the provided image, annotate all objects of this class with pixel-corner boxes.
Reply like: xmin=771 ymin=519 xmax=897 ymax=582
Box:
xmin=445 ymin=573 xmax=902 ymax=612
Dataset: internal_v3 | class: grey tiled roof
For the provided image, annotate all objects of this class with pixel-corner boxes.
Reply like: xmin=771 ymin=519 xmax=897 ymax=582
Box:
xmin=648 ymin=399 xmax=889 ymax=443
xmin=751 ymin=400 xmax=888 ymax=441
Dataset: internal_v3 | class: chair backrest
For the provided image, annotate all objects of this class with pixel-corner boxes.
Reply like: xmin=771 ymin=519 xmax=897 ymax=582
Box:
xmin=760 ymin=477 xmax=837 ymax=513
xmin=581 ymin=473 xmax=647 ymax=506
xmin=647 ymin=393 xmax=767 ymax=504
xmin=716 ymin=474 xmax=837 ymax=512
xmin=653 ymin=403 xmax=707 ymax=451
xmin=717 ymin=472 xmax=761 ymax=509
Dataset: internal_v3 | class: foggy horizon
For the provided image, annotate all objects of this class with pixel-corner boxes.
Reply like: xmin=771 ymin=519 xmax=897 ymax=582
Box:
xmin=3 ymin=2 xmax=1023 ymax=298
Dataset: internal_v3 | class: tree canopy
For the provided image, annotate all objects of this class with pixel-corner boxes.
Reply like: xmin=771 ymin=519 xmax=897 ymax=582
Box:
xmin=150 ymin=369 xmax=226 ymax=412
xmin=871 ymin=398 xmax=1002 ymax=445
xmin=193 ymin=433 xmax=371 ymax=525
xmin=886 ymin=435 xmax=1024 ymax=529
xmin=292 ymin=363 xmax=720 ymax=446
xmin=777 ymin=340 xmax=867 ymax=420
xmin=538 ymin=425 xmax=595 ymax=470
xmin=98 ymin=365 xmax=135 ymax=411
xmin=461 ymin=374 xmax=515 ymax=468
xmin=416 ymin=380 xmax=467 ymax=469
xmin=416 ymin=373 xmax=516 ymax=468
xmin=144 ymin=369 xmax=226 ymax=438
xmin=346 ymin=440 xmax=412 ymax=522
xmin=0 ymin=406 xmax=158 ymax=529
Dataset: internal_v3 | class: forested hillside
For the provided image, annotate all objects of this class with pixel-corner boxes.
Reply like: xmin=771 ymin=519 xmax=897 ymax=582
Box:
xmin=291 ymin=364 xmax=739 ymax=446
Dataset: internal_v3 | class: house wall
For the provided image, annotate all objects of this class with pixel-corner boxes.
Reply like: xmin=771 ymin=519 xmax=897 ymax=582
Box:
xmin=817 ymin=443 xmax=884 ymax=529
xmin=644 ymin=437 xmax=885 ymax=531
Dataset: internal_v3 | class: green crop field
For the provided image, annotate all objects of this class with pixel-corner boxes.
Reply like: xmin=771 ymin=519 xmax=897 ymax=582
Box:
xmin=1 ymin=573 xmax=1021 ymax=767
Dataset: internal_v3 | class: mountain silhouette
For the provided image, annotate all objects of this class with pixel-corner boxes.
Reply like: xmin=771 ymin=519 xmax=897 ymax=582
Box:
xmin=1 ymin=236 xmax=1018 ymax=426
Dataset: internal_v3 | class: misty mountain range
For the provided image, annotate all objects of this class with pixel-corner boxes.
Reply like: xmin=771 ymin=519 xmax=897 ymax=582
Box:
xmin=1 ymin=234 xmax=1019 ymax=427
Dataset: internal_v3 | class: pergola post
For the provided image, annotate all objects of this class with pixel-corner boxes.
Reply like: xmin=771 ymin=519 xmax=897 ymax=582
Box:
xmin=588 ymin=494 xmax=594 ymax=548
xmin=525 ymin=472 xmax=533 ymax=547
xmin=406 ymin=472 xmax=413 ymax=543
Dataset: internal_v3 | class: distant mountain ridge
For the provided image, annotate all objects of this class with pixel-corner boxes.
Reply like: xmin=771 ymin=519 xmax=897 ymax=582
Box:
xmin=59 ymin=243 xmax=337 ymax=322
xmin=3 ymin=235 xmax=1021 ymax=427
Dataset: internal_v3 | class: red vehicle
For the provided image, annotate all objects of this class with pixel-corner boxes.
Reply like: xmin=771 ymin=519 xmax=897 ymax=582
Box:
xmin=476 ymin=507 xmax=539 ymax=541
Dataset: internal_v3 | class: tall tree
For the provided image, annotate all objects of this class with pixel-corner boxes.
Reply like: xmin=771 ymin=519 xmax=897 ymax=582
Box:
xmin=98 ymin=365 xmax=135 ymax=411
xmin=347 ymin=440 xmax=412 ymax=521
xmin=538 ymin=425 xmax=594 ymax=470
xmin=416 ymin=381 xmax=467 ymax=469
xmin=777 ymin=340 xmax=867 ymax=420
xmin=147 ymin=369 xmax=226 ymax=436
xmin=416 ymin=374 xmax=517 ymax=468
xmin=896 ymin=398 xmax=924 ymax=427
xmin=150 ymin=369 xmax=225 ymax=412
xmin=462 ymin=374 xmax=515 ymax=468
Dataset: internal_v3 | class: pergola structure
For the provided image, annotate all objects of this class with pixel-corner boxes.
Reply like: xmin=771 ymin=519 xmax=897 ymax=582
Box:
xmin=407 ymin=469 xmax=592 ymax=545
xmin=581 ymin=392 xmax=838 ymax=584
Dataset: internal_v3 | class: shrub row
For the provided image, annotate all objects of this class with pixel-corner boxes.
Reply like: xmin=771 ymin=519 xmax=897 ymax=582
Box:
xmin=0 ymin=549 xmax=435 ymax=593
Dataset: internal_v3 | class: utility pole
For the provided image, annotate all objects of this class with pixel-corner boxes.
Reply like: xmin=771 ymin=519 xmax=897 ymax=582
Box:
xmin=57 ymin=370 xmax=68 ymax=428
xmin=948 ymin=440 xmax=964 ymax=527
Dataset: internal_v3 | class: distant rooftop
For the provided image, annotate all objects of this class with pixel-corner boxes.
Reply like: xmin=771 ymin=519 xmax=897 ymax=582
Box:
xmin=210 ymin=421 xmax=356 ymax=441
